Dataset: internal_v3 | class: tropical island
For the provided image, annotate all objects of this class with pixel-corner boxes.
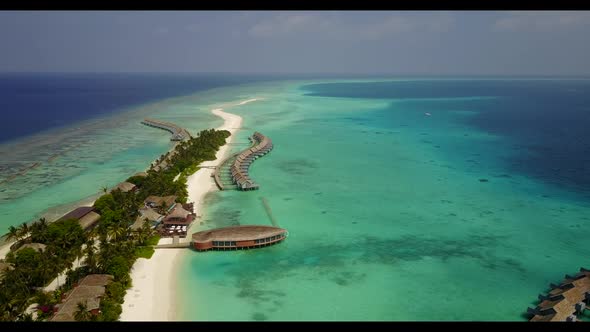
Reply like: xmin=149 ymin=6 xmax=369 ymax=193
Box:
xmin=0 ymin=127 xmax=231 ymax=321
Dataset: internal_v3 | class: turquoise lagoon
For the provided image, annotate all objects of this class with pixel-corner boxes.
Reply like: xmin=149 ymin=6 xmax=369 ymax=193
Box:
xmin=176 ymin=79 xmax=590 ymax=321
xmin=1 ymin=77 xmax=589 ymax=321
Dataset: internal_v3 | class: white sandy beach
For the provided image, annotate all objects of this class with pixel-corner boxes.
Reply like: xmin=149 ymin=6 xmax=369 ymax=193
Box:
xmin=0 ymin=242 xmax=11 ymax=260
xmin=119 ymin=102 xmax=248 ymax=321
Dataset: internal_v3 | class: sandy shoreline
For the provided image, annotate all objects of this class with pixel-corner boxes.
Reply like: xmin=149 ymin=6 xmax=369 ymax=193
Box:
xmin=119 ymin=102 xmax=248 ymax=321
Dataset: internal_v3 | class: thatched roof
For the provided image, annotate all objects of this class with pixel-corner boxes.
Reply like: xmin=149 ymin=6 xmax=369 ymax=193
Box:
xmin=51 ymin=312 xmax=75 ymax=322
xmin=79 ymin=274 xmax=114 ymax=287
xmin=144 ymin=195 xmax=177 ymax=209
xmin=192 ymin=225 xmax=286 ymax=243
xmin=58 ymin=207 xmax=100 ymax=231
xmin=112 ymin=181 xmax=136 ymax=193
xmin=78 ymin=211 xmax=101 ymax=230
xmin=166 ymin=204 xmax=191 ymax=220
xmin=16 ymin=243 xmax=46 ymax=252
xmin=139 ymin=207 xmax=163 ymax=222
xmin=132 ymin=207 xmax=163 ymax=230
xmin=131 ymin=216 xmax=147 ymax=231
xmin=60 ymin=206 xmax=94 ymax=221
xmin=50 ymin=274 xmax=113 ymax=321
xmin=133 ymin=172 xmax=148 ymax=178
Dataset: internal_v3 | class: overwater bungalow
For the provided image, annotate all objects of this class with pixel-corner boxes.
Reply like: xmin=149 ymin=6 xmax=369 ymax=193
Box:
xmin=192 ymin=225 xmax=287 ymax=251
xmin=59 ymin=206 xmax=101 ymax=231
xmin=528 ymin=268 xmax=590 ymax=322
xmin=51 ymin=274 xmax=113 ymax=321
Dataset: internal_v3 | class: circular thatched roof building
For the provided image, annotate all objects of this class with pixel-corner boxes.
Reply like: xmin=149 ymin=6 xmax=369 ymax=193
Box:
xmin=192 ymin=225 xmax=287 ymax=251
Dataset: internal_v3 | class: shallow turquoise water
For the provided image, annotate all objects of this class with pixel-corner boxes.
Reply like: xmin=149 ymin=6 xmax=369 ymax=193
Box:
xmin=1 ymin=78 xmax=589 ymax=321
xmin=176 ymin=80 xmax=590 ymax=321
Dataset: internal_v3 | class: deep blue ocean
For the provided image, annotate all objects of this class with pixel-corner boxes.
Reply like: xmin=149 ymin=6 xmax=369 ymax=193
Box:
xmin=0 ymin=73 xmax=275 ymax=143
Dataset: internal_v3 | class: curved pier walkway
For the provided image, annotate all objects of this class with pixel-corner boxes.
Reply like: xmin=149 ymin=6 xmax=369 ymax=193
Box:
xmin=141 ymin=118 xmax=191 ymax=141
xmin=213 ymin=132 xmax=273 ymax=191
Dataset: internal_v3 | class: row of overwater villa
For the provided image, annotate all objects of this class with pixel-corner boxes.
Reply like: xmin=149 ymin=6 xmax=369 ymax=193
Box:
xmin=229 ymin=132 xmax=273 ymax=191
xmin=527 ymin=267 xmax=590 ymax=322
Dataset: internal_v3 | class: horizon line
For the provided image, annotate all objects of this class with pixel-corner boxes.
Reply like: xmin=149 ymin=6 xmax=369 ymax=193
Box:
xmin=1 ymin=71 xmax=590 ymax=78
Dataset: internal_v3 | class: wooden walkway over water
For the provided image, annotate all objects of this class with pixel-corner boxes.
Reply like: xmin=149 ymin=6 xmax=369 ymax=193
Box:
xmin=141 ymin=118 xmax=191 ymax=141
xmin=212 ymin=132 xmax=273 ymax=191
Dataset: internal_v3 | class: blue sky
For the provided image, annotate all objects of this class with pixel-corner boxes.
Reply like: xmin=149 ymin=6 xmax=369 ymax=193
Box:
xmin=1 ymin=11 xmax=589 ymax=75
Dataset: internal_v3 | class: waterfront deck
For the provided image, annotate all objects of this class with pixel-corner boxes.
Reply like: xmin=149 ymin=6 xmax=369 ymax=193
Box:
xmin=191 ymin=225 xmax=287 ymax=251
xmin=141 ymin=118 xmax=191 ymax=141
xmin=526 ymin=267 xmax=590 ymax=322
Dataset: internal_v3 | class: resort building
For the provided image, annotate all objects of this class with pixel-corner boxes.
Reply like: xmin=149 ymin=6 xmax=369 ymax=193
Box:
xmin=111 ymin=181 xmax=137 ymax=193
xmin=162 ymin=204 xmax=194 ymax=226
xmin=59 ymin=206 xmax=101 ymax=231
xmin=160 ymin=204 xmax=195 ymax=237
xmin=133 ymin=171 xmax=148 ymax=178
xmin=192 ymin=225 xmax=287 ymax=251
xmin=130 ymin=207 xmax=163 ymax=231
xmin=528 ymin=267 xmax=590 ymax=322
xmin=144 ymin=195 xmax=177 ymax=211
xmin=51 ymin=274 xmax=114 ymax=321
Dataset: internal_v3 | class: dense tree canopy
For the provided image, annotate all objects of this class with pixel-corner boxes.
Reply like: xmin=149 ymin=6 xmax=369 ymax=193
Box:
xmin=1 ymin=128 xmax=231 ymax=321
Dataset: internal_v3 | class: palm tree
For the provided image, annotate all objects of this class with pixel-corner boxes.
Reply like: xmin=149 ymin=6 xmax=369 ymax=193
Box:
xmin=17 ymin=222 xmax=29 ymax=241
xmin=71 ymin=245 xmax=84 ymax=270
xmin=37 ymin=217 xmax=48 ymax=230
xmin=74 ymin=301 xmax=91 ymax=321
xmin=30 ymin=217 xmax=49 ymax=243
xmin=84 ymin=241 xmax=98 ymax=273
xmin=100 ymin=186 xmax=108 ymax=194
xmin=6 ymin=225 xmax=20 ymax=243
xmin=107 ymin=224 xmax=125 ymax=242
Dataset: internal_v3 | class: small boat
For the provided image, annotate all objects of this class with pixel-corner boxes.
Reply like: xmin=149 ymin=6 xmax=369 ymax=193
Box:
xmin=425 ymin=112 xmax=432 ymax=116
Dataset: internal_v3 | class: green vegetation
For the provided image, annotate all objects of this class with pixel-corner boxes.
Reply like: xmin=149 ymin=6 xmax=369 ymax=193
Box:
xmin=135 ymin=246 xmax=155 ymax=259
xmin=0 ymin=128 xmax=230 ymax=321
xmin=145 ymin=234 xmax=161 ymax=246
xmin=0 ymin=218 xmax=87 ymax=321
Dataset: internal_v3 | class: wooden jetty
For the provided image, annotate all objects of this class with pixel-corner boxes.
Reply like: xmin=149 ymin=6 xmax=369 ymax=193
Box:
xmin=141 ymin=118 xmax=191 ymax=141
xmin=211 ymin=132 xmax=273 ymax=191
xmin=229 ymin=132 xmax=273 ymax=191
xmin=526 ymin=267 xmax=590 ymax=322
xmin=212 ymin=151 xmax=241 ymax=190
xmin=191 ymin=225 xmax=287 ymax=251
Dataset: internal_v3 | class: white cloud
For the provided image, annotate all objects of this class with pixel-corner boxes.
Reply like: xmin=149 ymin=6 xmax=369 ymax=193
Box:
xmin=493 ymin=11 xmax=590 ymax=31
xmin=247 ymin=12 xmax=455 ymax=41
